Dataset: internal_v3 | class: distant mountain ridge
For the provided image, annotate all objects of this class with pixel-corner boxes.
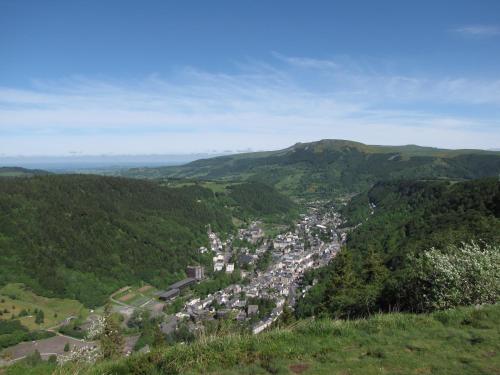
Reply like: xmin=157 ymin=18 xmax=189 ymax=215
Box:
xmin=0 ymin=166 xmax=50 ymax=177
xmin=122 ymin=139 xmax=500 ymax=198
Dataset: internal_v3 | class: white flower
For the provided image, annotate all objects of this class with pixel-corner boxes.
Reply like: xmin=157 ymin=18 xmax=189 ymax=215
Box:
xmin=57 ymin=345 xmax=102 ymax=365
xmin=86 ymin=316 xmax=106 ymax=340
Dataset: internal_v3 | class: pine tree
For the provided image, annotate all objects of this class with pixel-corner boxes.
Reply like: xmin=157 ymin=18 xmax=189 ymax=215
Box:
xmin=362 ymin=247 xmax=389 ymax=284
xmin=35 ymin=309 xmax=44 ymax=324
xmin=361 ymin=248 xmax=389 ymax=314
xmin=100 ymin=305 xmax=124 ymax=359
xmin=280 ymin=304 xmax=295 ymax=325
xmin=327 ymin=249 xmax=362 ymax=318
xmin=152 ymin=324 xmax=165 ymax=348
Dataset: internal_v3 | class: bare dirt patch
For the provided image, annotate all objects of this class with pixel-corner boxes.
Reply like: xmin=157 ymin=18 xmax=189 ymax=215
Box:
xmin=119 ymin=293 xmax=136 ymax=302
xmin=138 ymin=285 xmax=152 ymax=293
xmin=289 ymin=363 xmax=310 ymax=374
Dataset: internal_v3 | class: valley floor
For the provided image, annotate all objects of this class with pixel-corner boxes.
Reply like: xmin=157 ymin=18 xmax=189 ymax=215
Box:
xmin=8 ymin=303 xmax=497 ymax=375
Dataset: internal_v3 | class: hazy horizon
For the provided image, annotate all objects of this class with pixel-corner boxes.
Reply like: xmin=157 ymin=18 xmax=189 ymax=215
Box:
xmin=2 ymin=138 xmax=499 ymax=172
xmin=1 ymin=138 xmax=498 ymax=159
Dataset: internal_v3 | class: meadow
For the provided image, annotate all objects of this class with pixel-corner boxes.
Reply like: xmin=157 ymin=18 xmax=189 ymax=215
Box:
xmin=99 ymin=304 xmax=500 ymax=374
xmin=0 ymin=284 xmax=87 ymax=330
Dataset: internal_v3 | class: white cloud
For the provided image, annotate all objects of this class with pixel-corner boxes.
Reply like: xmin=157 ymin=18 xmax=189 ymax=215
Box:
xmin=452 ymin=25 xmax=500 ymax=37
xmin=272 ymin=52 xmax=339 ymax=70
xmin=0 ymin=56 xmax=499 ymax=155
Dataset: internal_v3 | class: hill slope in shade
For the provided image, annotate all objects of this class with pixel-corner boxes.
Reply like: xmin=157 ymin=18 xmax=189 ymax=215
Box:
xmin=122 ymin=139 xmax=500 ymax=198
xmin=0 ymin=175 xmax=295 ymax=307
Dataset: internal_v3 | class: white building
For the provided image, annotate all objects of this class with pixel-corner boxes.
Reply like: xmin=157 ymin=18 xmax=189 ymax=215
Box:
xmin=214 ymin=261 xmax=224 ymax=272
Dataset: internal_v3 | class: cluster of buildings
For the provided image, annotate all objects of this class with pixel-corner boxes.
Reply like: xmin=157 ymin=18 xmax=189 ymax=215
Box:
xmin=208 ymin=231 xmax=223 ymax=252
xmin=207 ymin=222 xmax=267 ymax=273
xmin=156 ymin=266 xmax=204 ymax=301
xmin=206 ymin=231 xmax=235 ymax=273
xmin=238 ymin=221 xmax=264 ymax=244
xmin=169 ymin=203 xmax=342 ymax=335
xmin=273 ymin=232 xmax=300 ymax=250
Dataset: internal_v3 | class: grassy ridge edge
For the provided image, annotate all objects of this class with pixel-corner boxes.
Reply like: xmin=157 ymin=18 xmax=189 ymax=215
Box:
xmin=49 ymin=303 xmax=500 ymax=375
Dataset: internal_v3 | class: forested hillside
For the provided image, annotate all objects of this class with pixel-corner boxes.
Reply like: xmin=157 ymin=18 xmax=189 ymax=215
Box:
xmin=0 ymin=175 xmax=294 ymax=307
xmin=296 ymin=178 xmax=500 ymax=318
xmin=122 ymin=140 xmax=500 ymax=198
xmin=227 ymin=182 xmax=297 ymax=218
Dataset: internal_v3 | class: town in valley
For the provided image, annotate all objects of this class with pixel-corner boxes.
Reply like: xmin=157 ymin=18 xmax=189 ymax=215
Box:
xmin=0 ymin=202 xmax=343 ymax=363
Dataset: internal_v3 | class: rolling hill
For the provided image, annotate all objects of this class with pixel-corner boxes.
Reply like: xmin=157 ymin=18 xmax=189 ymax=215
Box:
xmin=0 ymin=175 xmax=295 ymax=307
xmin=0 ymin=167 xmax=50 ymax=178
xmin=121 ymin=140 xmax=500 ymax=198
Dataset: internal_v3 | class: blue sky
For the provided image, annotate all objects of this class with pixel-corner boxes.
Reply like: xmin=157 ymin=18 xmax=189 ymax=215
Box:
xmin=1 ymin=0 xmax=499 ymax=155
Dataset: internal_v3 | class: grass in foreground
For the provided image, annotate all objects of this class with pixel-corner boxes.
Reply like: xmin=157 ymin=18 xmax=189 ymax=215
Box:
xmin=7 ymin=303 xmax=495 ymax=375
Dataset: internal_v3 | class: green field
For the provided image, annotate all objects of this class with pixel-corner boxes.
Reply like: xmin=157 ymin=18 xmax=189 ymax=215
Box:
xmin=160 ymin=179 xmax=234 ymax=193
xmin=111 ymin=284 xmax=162 ymax=310
xmin=0 ymin=284 xmax=87 ymax=330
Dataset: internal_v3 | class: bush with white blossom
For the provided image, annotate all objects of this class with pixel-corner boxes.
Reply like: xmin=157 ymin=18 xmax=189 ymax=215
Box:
xmin=86 ymin=315 xmax=106 ymax=340
xmin=57 ymin=344 xmax=101 ymax=366
xmin=57 ymin=315 xmax=106 ymax=365
xmin=408 ymin=241 xmax=499 ymax=311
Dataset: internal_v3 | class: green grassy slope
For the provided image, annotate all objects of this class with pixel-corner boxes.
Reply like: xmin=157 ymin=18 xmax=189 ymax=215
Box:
xmin=13 ymin=303 xmax=498 ymax=375
xmin=0 ymin=283 xmax=86 ymax=331
xmin=121 ymin=139 xmax=500 ymax=198
xmin=0 ymin=175 xmax=294 ymax=307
